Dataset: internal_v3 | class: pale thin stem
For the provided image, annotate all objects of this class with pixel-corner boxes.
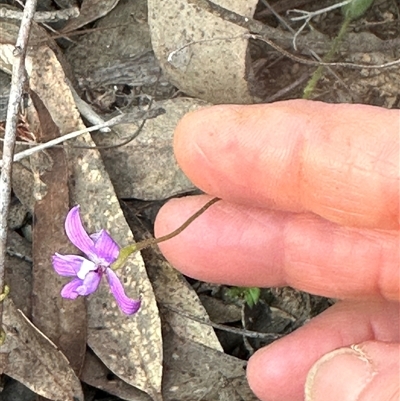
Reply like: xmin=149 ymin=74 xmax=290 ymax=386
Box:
xmin=0 ymin=0 xmax=38 ymax=338
xmin=248 ymin=33 xmax=400 ymax=69
xmin=0 ymin=107 xmax=164 ymax=168
xmin=288 ymin=0 xmax=353 ymax=21
xmin=287 ymin=0 xmax=353 ymax=50
xmin=260 ymin=0 xmax=349 ymax=94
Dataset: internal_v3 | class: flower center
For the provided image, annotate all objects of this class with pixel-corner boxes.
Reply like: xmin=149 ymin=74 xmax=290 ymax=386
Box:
xmin=77 ymin=259 xmax=99 ymax=280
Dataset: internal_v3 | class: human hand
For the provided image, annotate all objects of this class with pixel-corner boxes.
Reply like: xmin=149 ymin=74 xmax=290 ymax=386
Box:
xmin=154 ymin=100 xmax=399 ymax=401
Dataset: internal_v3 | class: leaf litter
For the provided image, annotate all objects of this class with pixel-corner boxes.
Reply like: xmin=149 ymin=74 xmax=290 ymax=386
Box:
xmin=0 ymin=0 xmax=398 ymax=400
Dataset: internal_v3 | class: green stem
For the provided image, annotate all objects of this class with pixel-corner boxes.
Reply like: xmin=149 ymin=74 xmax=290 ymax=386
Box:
xmin=112 ymin=197 xmax=220 ymax=270
xmin=303 ymin=17 xmax=351 ymax=99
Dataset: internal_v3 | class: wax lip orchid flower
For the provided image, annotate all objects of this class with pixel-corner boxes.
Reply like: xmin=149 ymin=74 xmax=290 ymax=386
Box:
xmin=52 ymin=205 xmax=141 ymax=315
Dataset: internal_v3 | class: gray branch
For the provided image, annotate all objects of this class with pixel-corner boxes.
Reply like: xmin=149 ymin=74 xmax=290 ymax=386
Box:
xmin=0 ymin=0 xmax=38 ymax=333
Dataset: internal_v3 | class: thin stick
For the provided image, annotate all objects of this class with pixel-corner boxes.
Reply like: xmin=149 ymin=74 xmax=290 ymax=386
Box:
xmin=162 ymin=304 xmax=282 ymax=340
xmin=0 ymin=107 xmax=165 ymax=168
xmin=0 ymin=0 xmax=38 ymax=341
xmin=248 ymin=33 xmax=400 ymax=70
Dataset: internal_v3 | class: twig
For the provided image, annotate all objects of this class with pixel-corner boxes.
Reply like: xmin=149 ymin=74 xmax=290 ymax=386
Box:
xmin=67 ymin=79 xmax=153 ymax=150
xmin=188 ymin=0 xmax=399 ymax=54
xmin=289 ymin=0 xmax=353 ymax=21
xmin=0 ymin=107 xmax=165 ymax=168
xmin=162 ymin=304 xmax=282 ymax=340
xmin=67 ymin=81 xmax=111 ymax=133
xmin=264 ymin=72 xmax=309 ymax=102
xmin=0 ymin=6 xmax=79 ymax=22
xmin=168 ymin=31 xmax=400 ymax=70
xmin=247 ymin=33 xmax=400 ymax=69
xmin=0 ymin=0 xmax=38 ymax=342
xmin=260 ymin=0 xmax=350 ymax=99
xmin=287 ymin=0 xmax=353 ymax=50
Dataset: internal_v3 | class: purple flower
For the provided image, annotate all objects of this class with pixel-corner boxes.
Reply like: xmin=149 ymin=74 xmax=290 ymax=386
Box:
xmin=52 ymin=205 xmax=141 ymax=315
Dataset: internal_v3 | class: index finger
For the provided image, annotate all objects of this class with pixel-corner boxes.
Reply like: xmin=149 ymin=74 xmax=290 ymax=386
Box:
xmin=174 ymin=100 xmax=399 ymax=230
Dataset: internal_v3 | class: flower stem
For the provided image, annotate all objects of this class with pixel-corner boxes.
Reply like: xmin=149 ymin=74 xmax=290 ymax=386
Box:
xmin=112 ymin=197 xmax=220 ymax=270
xmin=303 ymin=16 xmax=351 ymax=99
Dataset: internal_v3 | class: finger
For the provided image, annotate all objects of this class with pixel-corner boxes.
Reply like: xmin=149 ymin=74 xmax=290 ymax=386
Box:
xmin=304 ymin=342 xmax=399 ymax=401
xmin=246 ymin=300 xmax=399 ymax=401
xmin=155 ymin=196 xmax=399 ymax=301
xmin=174 ymin=100 xmax=399 ymax=229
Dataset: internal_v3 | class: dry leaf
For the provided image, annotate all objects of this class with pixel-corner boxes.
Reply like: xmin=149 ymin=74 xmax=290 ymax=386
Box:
xmin=65 ymin=0 xmax=152 ymax=80
xmin=148 ymin=0 xmax=258 ymax=104
xmin=81 ymin=350 xmax=152 ymax=401
xmin=0 ymin=298 xmax=83 ymax=401
xmin=30 ymin=92 xmax=87 ymax=376
xmin=0 ymin=20 xmax=21 ymax=75
xmin=92 ymin=98 xmax=205 ymax=200
xmin=69 ymin=143 xmax=163 ymax=401
xmin=162 ymin=323 xmax=258 ymax=401
xmin=61 ymin=0 xmax=120 ymax=33
xmin=23 ymin=43 xmax=163 ymax=401
xmin=5 ymin=232 xmax=32 ymax=317
xmin=199 ymin=294 xmax=242 ymax=324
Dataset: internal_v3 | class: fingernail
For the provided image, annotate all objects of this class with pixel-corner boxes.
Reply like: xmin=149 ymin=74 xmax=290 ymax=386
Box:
xmin=305 ymin=345 xmax=377 ymax=401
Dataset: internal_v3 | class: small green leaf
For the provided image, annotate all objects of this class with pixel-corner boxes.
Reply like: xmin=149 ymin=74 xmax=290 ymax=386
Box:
xmin=342 ymin=0 xmax=374 ymax=20
xmin=226 ymin=286 xmax=261 ymax=308
xmin=245 ymin=287 xmax=261 ymax=308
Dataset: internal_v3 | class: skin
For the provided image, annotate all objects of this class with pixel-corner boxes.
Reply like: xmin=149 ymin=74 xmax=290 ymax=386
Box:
xmin=154 ymin=100 xmax=399 ymax=401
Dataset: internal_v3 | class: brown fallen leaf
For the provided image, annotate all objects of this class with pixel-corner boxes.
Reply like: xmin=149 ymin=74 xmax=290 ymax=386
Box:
xmin=61 ymin=0 xmax=120 ymax=33
xmin=68 ymin=141 xmax=163 ymax=401
xmin=0 ymin=298 xmax=83 ymax=401
xmin=80 ymin=349 xmax=152 ymax=401
xmin=148 ymin=0 xmax=258 ymax=104
xmin=5 ymin=231 xmax=32 ymax=318
xmin=30 ymin=91 xmax=87 ymax=377
xmin=65 ymin=0 xmax=153 ymax=87
xmin=23 ymin=42 xmax=163 ymax=400
xmin=162 ymin=323 xmax=259 ymax=401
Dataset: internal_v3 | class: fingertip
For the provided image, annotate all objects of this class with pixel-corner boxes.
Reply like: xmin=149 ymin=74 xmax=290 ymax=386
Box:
xmin=154 ymin=197 xmax=181 ymax=237
xmin=173 ymin=104 xmax=224 ymax=166
xmin=247 ymin=347 xmax=273 ymax=401
xmin=247 ymin=341 xmax=305 ymax=401
xmin=305 ymin=342 xmax=400 ymax=401
xmin=173 ymin=104 xmax=264 ymax=199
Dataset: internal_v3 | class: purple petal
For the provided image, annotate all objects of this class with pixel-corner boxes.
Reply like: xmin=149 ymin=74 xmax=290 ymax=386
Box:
xmin=52 ymin=253 xmax=87 ymax=276
xmin=65 ymin=206 xmax=97 ymax=261
xmin=60 ymin=271 xmax=101 ymax=299
xmin=91 ymin=229 xmax=120 ymax=265
xmin=77 ymin=271 xmax=102 ymax=295
xmin=106 ymin=268 xmax=141 ymax=315
xmin=61 ymin=278 xmax=84 ymax=299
